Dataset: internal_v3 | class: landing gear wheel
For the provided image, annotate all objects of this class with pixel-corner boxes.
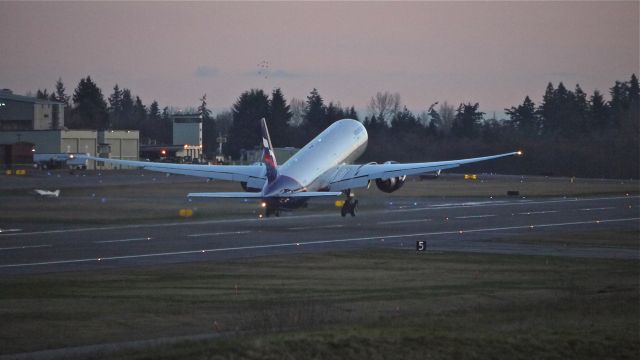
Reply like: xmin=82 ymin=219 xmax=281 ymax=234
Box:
xmin=350 ymin=199 xmax=358 ymax=217
xmin=341 ymin=193 xmax=358 ymax=217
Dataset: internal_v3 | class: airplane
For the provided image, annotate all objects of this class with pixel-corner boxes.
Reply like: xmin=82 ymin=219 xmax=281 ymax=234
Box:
xmin=80 ymin=118 xmax=521 ymax=217
xmin=34 ymin=189 xmax=61 ymax=198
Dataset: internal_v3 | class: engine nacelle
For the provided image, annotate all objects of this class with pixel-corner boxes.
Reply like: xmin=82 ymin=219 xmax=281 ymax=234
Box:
xmin=375 ymin=175 xmax=406 ymax=193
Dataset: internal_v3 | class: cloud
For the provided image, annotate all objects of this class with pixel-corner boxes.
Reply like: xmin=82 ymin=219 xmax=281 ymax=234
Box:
xmin=194 ymin=65 xmax=219 ymax=78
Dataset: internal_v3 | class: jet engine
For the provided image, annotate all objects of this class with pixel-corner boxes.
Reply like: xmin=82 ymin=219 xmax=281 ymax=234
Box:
xmin=375 ymin=175 xmax=406 ymax=193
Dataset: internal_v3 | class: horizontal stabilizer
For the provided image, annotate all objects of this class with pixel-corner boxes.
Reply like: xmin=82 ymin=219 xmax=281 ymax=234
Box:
xmin=188 ymin=192 xmax=264 ymax=198
xmin=282 ymin=191 xmax=342 ymax=198
xmin=187 ymin=191 xmax=343 ymax=198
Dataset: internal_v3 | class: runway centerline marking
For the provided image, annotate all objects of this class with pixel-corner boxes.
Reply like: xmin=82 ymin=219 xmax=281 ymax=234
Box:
xmin=1 ymin=217 xmax=637 ymax=269
xmin=0 ymin=244 xmax=51 ymax=251
xmin=518 ymin=210 xmax=559 ymax=215
xmin=187 ymin=231 xmax=251 ymax=238
xmin=95 ymin=237 xmax=151 ymax=244
xmin=378 ymin=219 xmax=432 ymax=225
xmin=455 ymin=214 xmax=496 ymax=219
xmin=578 ymin=207 xmax=616 ymax=211
xmin=0 ymin=229 xmax=22 ymax=233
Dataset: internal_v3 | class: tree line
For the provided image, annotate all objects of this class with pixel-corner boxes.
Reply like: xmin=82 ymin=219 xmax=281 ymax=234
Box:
xmin=35 ymin=74 xmax=638 ymax=178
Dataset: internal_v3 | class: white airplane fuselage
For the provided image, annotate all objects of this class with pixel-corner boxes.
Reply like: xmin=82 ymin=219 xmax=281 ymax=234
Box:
xmin=262 ymin=119 xmax=368 ymax=205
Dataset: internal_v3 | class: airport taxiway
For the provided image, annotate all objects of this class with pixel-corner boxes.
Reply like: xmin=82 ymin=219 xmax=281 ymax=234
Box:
xmin=0 ymin=195 xmax=638 ymax=274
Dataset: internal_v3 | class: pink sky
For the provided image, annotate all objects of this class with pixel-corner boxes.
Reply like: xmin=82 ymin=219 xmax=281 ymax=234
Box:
xmin=1 ymin=1 xmax=638 ymax=114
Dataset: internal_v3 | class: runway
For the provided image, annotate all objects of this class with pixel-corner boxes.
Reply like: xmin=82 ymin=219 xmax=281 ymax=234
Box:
xmin=0 ymin=195 xmax=638 ymax=274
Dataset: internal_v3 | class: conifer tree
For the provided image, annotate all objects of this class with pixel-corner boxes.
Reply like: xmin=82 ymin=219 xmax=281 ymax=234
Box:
xmin=36 ymin=89 xmax=49 ymax=99
xmin=132 ymin=96 xmax=146 ymax=130
xmin=48 ymin=78 xmax=70 ymax=129
xmin=228 ymin=89 xmax=269 ymax=158
xmin=51 ymin=77 xmax=70 ymax=106
xmin=302 ymin=88 xmax=327 ymax=141
xmin=451 ymin=103 xmax=483 ymax=138
xmin=71 ymin=76 xmax=108 ymax=130
xmin=588 ymin=90 xmax=609 ymax=131
xmin=506 ymin=96 xmax=538 ymax=136
xmin=108 ymin=84 xmax=123 ymax=129
xmin=268 ymin=88 xmax=292 ymax=146
xmin=199 ymin=94 xmax=217 ymax=155
xmin=390 ymin=107 xmax=421 ymax=134
xmin=146 ymin=100 xmax=162 ymax=143
xmin=120 ymin=89 xmax=134 ymax=130
xmin=538 ymin=82 xmax=556 ymax=135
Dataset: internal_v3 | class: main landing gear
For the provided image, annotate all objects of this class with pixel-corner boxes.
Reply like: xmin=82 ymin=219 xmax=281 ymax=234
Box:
xmin=341 ymin=190 xmax=358 ymax=217
xmin=261 ymin=201 xmax=280 ymax=218
xmin=264 ymin=208 xmax=280 ymax=217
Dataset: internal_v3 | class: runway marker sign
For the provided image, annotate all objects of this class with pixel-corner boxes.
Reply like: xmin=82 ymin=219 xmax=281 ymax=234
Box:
xmin=416 ymin=240 xmax=427 ymax=252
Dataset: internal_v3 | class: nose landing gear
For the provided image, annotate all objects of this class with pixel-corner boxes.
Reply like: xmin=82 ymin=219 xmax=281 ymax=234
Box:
xmin=340 ymin=190 xmax=358 ymax=217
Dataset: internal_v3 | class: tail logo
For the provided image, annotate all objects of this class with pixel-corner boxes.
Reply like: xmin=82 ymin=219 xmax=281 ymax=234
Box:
xmin=260 ymin=118 xmax=278 ymax=183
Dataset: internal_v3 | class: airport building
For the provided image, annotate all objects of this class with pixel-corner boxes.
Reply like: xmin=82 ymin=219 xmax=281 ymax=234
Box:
xmin=0 ymin=89 xmax=139 ymax=169
xmin=0 ymin=89 xmax=65 ymax=130
xmin=0 ymin=130 xmax=139 ymax=169
xmin=171 ymin=114 xmax=203 ymax=161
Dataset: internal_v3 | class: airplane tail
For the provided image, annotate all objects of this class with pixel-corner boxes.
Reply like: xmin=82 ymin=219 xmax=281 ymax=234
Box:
xmin=260 ymin=118 xmax=278 ymax=184
xmin=53 ymin=190 xmax=60 ymax=198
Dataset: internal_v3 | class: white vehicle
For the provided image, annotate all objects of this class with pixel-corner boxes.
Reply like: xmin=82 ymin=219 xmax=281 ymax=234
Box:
xmin=80 ymin=119 xmax=521 ymax=217
xmin=34 ymin=189 xmax=61 ymax=198
xmin=34 ymin=153 xmax=89 ymax=170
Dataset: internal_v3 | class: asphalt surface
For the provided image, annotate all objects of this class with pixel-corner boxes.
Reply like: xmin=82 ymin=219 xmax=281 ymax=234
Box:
xmin=0 ymin=194 xmax=638 ymax=360
xmin=0 ymin=195 xmax=638 ymax=274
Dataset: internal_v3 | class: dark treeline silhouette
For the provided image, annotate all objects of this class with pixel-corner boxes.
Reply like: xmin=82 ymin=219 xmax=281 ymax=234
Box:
xmin=40 ymin=74 xmax=638 ymax=178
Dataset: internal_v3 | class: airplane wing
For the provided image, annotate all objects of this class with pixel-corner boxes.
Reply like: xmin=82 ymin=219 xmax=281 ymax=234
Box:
xmin=79 ymin=156 xmax=266 ymax=187
xmin=327 ymin=151 xmax=521 ymax=192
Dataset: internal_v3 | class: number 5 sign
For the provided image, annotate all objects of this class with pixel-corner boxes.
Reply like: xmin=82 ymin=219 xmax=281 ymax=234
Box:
xmin=416 ymin=240 xmax=427 ymax=252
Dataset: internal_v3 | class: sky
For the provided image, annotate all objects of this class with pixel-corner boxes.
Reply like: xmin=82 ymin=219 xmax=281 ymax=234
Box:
xmin=0 ymin=1 xmax=638 ymax=116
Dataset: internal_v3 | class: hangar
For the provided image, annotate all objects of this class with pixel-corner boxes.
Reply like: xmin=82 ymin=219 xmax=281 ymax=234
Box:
xmin=0 ymin=129 xmax=139 ymax=170
xmin=0 ymin=88 xmax=64 ymax=130
xmin=0 ymin=89 xmax=139 ymax=169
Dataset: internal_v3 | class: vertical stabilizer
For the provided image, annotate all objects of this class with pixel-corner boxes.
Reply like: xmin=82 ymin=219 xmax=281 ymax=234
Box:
xmin=260 ymin=118 xmax=278 ymax=183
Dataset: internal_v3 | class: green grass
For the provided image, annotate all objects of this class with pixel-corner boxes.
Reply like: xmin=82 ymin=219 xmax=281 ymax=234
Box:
xmin=1 ymin=239 xmax=638 ymax=359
